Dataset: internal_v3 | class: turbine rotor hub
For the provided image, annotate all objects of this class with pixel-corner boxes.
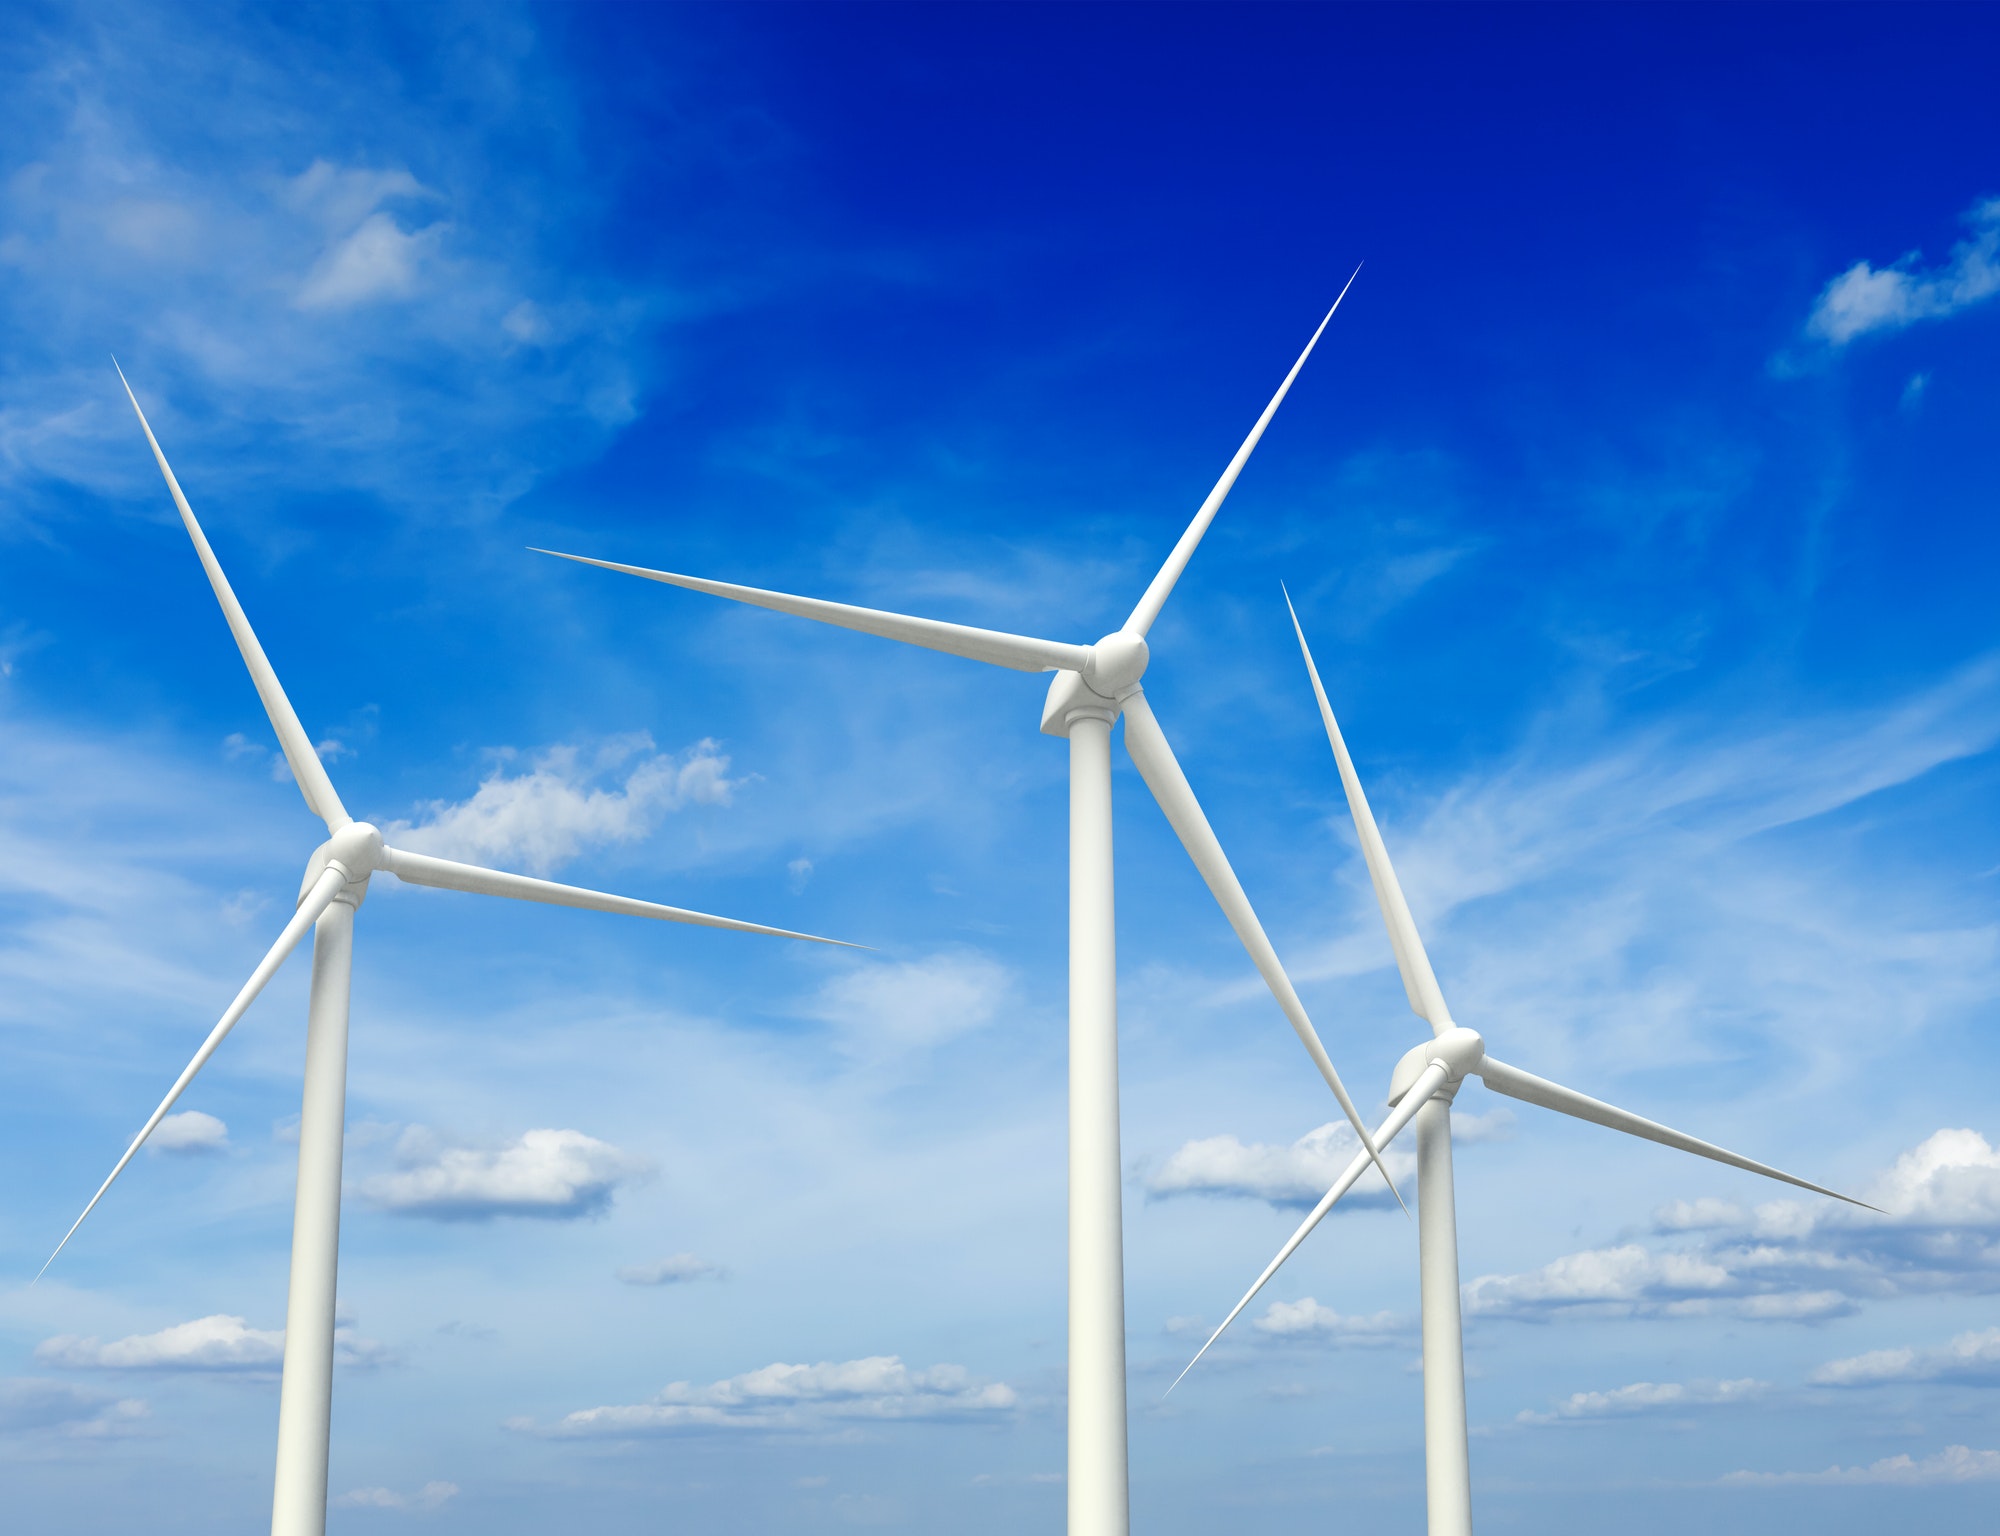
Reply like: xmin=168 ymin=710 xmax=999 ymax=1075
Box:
xmin=299 ymin=821 xmax=384 ymax=909
xmin=1083 ymin=629 xmax=1150 ymax=697
xmin=1388 ymin=1025 xmax=1485 ymax=1104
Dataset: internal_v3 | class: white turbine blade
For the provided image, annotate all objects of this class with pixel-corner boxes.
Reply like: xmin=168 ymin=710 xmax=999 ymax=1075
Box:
xmin=1124 ymin=268 xmax=1361 ymax=639
xmin=114 ymin=364 xmax=349 ymax=832
xmin=1168 ymin=1059 xmax=1449 ymax=1395
xmin=533 ymin=549 xmax=1090 ymax=675
xmin=37 ymin=866 xmax=348 ymax=1280
xmin=1121 ymin=688 xmax=1403 ymax=1211
xmin=1477 ymin=1055 xmax=1877 ymax=1209
xmin=1285 ymin=590 xmax=1451 ymax=1033
xmin=379 ymin=845 xmax=861 ymax=947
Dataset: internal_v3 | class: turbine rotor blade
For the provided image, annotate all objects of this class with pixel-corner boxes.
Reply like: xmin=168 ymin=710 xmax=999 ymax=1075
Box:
xmin=1285 ymin=590 xmax=1451 ymax=1033
xmin=114 ymin=365 xmax=349 ymax=832
xmin=533 ymin=550 xmax=1090 ymax=676
xmin=1476 ymin=1055 xmax=1877 ymax=1209
xmin=37 ymin=866 xmax=349 ymax=1280
xmin=1125 ymin=268 xmax=1361 ymax=639
xmin=1121 ymin=688 xmax=1402 ymax=1209
xmin=379 ymin=846 xmax=861 ymax=947
xmin=1168 ymin=1060 xmax=1449 ymax=1395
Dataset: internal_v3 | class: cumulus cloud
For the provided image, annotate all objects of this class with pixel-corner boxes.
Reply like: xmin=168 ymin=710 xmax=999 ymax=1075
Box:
xmin=385 ymin=737 xmax=735 ymax=876
xmin=1806 ymin=196 xmax=2000 ymax=345
xmin=0 ymin=1377 xmax=148 ymax=1437
xmin=808 ymin=951 xmax=1013 ymax=1058
xmin=1811 ymin=1326 xmax=2000 ymax=1388
xmin=618 ymin=1253 xmax=723 ymax=1286
xmin=1251 ymin=1298 xmax=1407 ymax=1344
xmin=334 ymin=1481 xmax=459 ymax=1511
xmin=1462 ymin=1243 xmax=1852 ymax=1323
xmin=358 ymin=1127 xmax=649 ymax=1220
xmin=517 ymin=1356 xmax=1018 ymax=1437
xmin=1144 ymin=1115 xmax=1524 ymax=1209
xmin=1516 ymin=1377 xmax=1767 ymax=1425
xmin=1722 ymin=1444 xmax=2000 ymax=1487
xmin=149 ymin=1109 xmax=228 ymax=1153
xmin=1465 ymin=1128 xmax=2000 ymax=1322
xmin=37 ymin=1314 xmax=390 ymax=1372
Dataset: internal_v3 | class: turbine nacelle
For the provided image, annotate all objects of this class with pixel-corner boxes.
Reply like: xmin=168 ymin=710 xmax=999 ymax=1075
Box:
xmin=1388 ymin=1026 xmax=1484 ymax=1104
xmin=299 ymin=820 xmax=385 ymax=908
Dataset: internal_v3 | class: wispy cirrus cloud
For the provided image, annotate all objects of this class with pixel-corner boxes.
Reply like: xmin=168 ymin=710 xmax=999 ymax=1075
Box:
xmin=0 ymin=1378 xmax=148 ymax=1437
xmin=618 ymin=1253 xmax=724 ymax=1286
xmin=0 ymin=9 xmax=660 ymax=526
xmin=516 ymin=1355 xmax=1018 ymax=1437
xmin=806 ymin=950 xmax=1016 ymax=1061
xmin=1806 ymin=196 xmax=2000 ymax=346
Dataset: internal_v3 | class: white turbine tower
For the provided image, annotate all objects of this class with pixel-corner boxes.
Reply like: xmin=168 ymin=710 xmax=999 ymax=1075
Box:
xmin=1171 ymin=593 xmax=1874 ymax=1535
xmin=536 ymin=284 xmax=1391 ymax=1536
xmin=44 ymin=369 xmax=848 ymax=1536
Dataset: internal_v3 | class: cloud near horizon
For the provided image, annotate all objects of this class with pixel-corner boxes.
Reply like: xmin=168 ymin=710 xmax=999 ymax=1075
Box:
xmin=517 ymin=1355 xmax=1019 ymax=1437
xmin=334 ymin=1481 xmax=459 ymax=1511
xmin=1723 ymin=1443 xmax=2000 ymax=1487
xmin=1517 ymin=1377 xmax=1767 ymax=1425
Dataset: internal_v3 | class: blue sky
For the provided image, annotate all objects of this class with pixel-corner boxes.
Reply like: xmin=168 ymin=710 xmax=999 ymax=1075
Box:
xmin=2 ymin=3 xmax=1998 ymax=1531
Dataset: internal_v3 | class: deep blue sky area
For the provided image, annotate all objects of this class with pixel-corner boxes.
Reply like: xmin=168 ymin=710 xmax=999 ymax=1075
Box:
xmin=1 ymin=5 xmax=1997 ymax=1533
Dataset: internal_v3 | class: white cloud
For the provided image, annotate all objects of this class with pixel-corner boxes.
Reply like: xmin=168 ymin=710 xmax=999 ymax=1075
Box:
xmin=36 ymin=1313 xmax=390 ymax=1372
xmin=618 ymin=1253 xmax=723 ymax=1286
xmin=1811 ymin=1326 xmax=2000 ymax=1388
xmin=1517 ymin=1377 xmax=1767 ymax=1424
xmin=1251 ymin=1298 xmax=1407 ymax=1344
xmin=520 ymin=1356 xmax=1018 ymax=1436
xmin=297 ymin=212 xmax=446 ymax=310
xmin=385 ymin=737 xmax=735 ymax=876
xmin=334 ymin=1481 xmax=459 ymax=1511
xmin=1722 ymin=1443 xmax=2000 ymax=1487
xmin=358 ymin=1127 xmax=649 ymax=1220
xmin=148 ymin=1108 xmax=228 ymax=1153
xmin=1146 ymin=1120 xmax=1434 ymax=1209
xmin=808 ymin=951 xmax=1013 ymax=1058
xmin=1806 ymin=196 xmax=2000 ymax=345
xmin=38 ymin=1314 xmax=283 ymax=1371
xmin=0 ymin=1377 xmax=148 ymax=1436
xmin=1466 ymin=1128 xmax=2000 ymax=1322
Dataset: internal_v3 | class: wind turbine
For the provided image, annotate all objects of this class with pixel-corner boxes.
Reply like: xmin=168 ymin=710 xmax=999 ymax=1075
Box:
xmin=45 ymin=369 xmax=848 ymax=1536
xmin=1169 ymin=594 xmax=1874 ymax=1535
xmin=534 ymin=284 xmax=1390 ymax=1536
